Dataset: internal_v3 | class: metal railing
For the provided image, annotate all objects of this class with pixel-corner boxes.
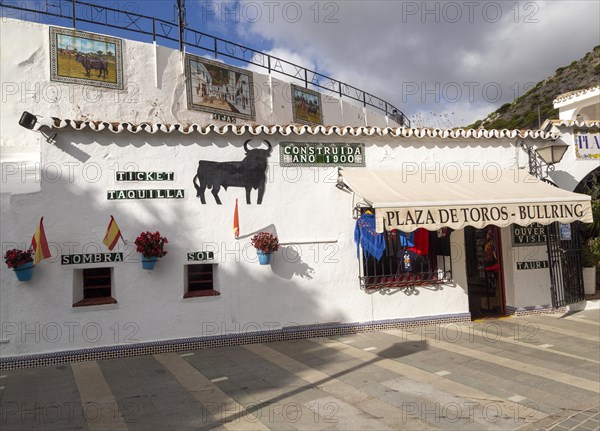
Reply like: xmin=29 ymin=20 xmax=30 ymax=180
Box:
xmin=0 ymin=0 xmax=409 ymax=126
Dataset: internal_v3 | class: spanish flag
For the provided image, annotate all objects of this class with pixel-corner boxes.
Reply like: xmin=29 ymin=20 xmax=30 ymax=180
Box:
xmin=103 ymin=215 xmax=123 ymax=251
xmin=233 ymin=198 xmax=240 ymax=238
xmin=31 ymin=217 xmax=51 ymax=265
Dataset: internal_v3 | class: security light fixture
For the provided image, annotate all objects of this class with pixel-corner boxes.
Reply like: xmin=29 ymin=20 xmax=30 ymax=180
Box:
xmin=18 ymin=111 xmax=57 ymax=144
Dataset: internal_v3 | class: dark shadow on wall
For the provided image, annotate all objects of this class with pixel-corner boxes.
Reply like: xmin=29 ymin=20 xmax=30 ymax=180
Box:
xmin=271 ymin=245 xmax=315 ymax=280
xmin=54 ymin=138 xmax=92 ymax=163
xmin=235 ymin=226 xmax=316 ymax=280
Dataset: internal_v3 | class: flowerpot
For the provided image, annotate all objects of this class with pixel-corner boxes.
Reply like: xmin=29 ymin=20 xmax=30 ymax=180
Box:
xmin=583 ymin=267 xmax=596 ymax=295
xmin=256 ymin=250 xmax=273 ymax=265
xmin=141 ymin=256 xmax=159 ymax=270
xmin=14 ymin=261 xmax=34 ymax=282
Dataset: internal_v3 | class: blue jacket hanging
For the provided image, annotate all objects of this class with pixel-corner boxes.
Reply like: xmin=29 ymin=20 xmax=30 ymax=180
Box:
xmin=354 ymin=213 xmax=386 ymax=260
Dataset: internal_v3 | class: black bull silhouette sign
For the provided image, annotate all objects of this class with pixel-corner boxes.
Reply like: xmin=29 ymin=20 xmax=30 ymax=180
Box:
xmin=193 ymin=139 xmax=272 ymax=205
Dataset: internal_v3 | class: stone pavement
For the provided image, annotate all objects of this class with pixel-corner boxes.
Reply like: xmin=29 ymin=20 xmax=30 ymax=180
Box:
xmin=1 ymin=309 xmax=598 ymax=430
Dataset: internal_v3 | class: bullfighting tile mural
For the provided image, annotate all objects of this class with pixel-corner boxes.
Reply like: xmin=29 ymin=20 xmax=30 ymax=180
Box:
xmin=49 ymin=27 xmax=124 ymax=90
xmin=291 ymin=84 xmax=323 ymax=125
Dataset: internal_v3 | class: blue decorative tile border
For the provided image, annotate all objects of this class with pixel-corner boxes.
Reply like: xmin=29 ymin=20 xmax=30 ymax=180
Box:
xmin=505 ymin=305 xmax=566 ymax=316
xmin=0 ymin=313 xmax=471 ymax=370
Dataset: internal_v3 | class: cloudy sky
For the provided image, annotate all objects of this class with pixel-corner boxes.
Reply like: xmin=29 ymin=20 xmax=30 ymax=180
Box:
xmin=7 ymin=0 xmax=598 ymax=127
xmin=229 ymin=0 xmax=599 ymax=127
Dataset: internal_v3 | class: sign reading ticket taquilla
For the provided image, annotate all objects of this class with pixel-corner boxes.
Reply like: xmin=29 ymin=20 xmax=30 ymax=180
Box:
xmin=280 ymin=142 xmax=365 ymax=167
xmin=377 ymin=202 xmax=592 ymax=233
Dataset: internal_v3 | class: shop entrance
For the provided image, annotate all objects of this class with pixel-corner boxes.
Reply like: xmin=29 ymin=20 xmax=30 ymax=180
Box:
xmin=465 ymin=226 xmax=506 ymax=318
xmin=547 ymin=221 xmax=585 ymax=307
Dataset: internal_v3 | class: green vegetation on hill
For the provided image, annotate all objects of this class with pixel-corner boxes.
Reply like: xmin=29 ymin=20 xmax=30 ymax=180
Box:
xmin=468 ymin=46 xmax=600 ymax=130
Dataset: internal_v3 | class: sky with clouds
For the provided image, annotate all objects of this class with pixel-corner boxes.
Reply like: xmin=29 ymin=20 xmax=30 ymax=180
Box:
xmin=203 ymin=0 xmax=599 ymax=127
xmin=231 ymin=0 xmax=599 ymax=127
xmin=5 ymin=0 xmax=598 ymax=127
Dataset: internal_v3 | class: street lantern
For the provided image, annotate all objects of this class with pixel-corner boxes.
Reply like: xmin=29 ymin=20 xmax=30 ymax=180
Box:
xmin=535 ymin=143 xmax=569 ymax=165
xmin=522 ymin=141 xmax=569 ymax=180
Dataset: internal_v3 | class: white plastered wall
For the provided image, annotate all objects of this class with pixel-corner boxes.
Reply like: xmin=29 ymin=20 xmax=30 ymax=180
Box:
xmin=0 ymin=130 xmax=534 ymax=356
xmin=501 ymin=227 xmax=553 ymax=309
xmin=0 ymin=17 xmax=569 ymax=357
xmin=0 ymin=17 xmax=382 ymax=152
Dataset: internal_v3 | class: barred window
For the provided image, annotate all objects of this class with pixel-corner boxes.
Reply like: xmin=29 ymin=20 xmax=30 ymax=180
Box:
xmin=184 ymin=264 xmax=220 ymax=298
xmin=358 ymin=226 xmax=452 ymax=290
xmin=73 ymin=267 xmax=117 ymax=307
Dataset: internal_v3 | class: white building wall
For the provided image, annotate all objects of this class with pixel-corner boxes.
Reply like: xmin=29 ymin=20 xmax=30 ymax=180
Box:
xmin=502 ymin=228 xmax=553 ymax=309
xmin=1 ymin=130 xmax=532 ymax=356
xmin=556 ymin=87 xmax=600 ymax=121
xmin=551 ymin=87 xmax=599 ymax=190
xmin=550 ymin=128 xmax=599 ymax=192
xmin=0 ymin=17 xmax=577 ymax=357
xmin=1 ymin=18 xmax=383 ymax=152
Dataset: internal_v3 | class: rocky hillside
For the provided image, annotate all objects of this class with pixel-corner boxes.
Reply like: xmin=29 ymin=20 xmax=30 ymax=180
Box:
xmin=469 ymin=46 xmax=600 ymax=130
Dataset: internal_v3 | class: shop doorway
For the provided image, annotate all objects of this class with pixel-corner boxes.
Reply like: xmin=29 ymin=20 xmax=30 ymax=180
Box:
xmin=465 ymin=226 xmax=506 ymax=318
xmin=547 ymin=222 xmax=585 ymax=307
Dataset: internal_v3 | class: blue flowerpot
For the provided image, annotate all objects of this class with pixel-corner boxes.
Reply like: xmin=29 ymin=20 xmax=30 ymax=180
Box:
xmin=14 ymin=261 xmax=34 ymax=282
xmin=141 ymin=256 xmax=159 ymax=270
xmin=257 ymin=250 xmax=273 ymax=265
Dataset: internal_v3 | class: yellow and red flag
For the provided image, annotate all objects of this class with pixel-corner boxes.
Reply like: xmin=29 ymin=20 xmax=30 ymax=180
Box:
xmin=233 ymin=198 xmax=240 ymax=238
xmin=103 ymin=215 xmax=123 ymax=251
xmin=31 ymin=217 xmax=51 ymax=265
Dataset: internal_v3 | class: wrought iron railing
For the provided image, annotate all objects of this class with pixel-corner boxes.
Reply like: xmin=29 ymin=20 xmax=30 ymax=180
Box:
xmin=0 ymin=0 xmax=410 ymax=126
xmin=359 ymin=270 xmax=453 ymax=290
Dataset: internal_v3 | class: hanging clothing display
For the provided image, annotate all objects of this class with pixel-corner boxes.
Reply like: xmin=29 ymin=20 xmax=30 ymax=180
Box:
xmin=408 ymin=228 xmax=429 ymax=255
xmin=484 ymin=226 xmax=499 ymax=272
xmin=432 ymin=229 xmax=451 ymax=256
xmin=399 ymin=249 xmax=418 ymax=272
xmin=354 ymin=213 xmax=386 ymax=260
xmin=398 ymin=231 xmax=415 ymax=247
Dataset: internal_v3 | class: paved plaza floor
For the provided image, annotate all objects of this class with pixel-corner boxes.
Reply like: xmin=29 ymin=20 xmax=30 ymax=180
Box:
xmin=1 ymin=309 xmax=599 ymax=430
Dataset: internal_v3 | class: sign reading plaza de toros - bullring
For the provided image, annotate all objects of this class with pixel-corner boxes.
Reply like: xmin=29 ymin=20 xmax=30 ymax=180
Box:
xmin=280 ymin=143 xmax=365 ymax=167
xmin=378 ymin=202 xmax=589 ymax=233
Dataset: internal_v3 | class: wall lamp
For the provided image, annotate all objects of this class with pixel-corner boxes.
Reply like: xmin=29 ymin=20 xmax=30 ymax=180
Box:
xmin=521 ymin=140 xmax=569 ymax=180
xmin=19 ymin=111 xmax=57 ymax=143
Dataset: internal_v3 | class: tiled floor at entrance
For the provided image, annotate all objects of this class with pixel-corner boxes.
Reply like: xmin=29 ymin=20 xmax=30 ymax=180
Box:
xmin=1 ymin=310 xmax=599 ymax=430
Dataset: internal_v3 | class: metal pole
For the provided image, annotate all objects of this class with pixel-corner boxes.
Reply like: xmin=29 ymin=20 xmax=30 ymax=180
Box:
xmin=72 ymin=0 xmax=76 ymax=28
xmin=177 ymin=0 xmax=186 ymax=52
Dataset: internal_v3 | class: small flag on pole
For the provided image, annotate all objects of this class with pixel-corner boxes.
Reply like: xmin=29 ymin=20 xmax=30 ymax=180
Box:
xmin=103 ymin=215 xmax=123 ymax=251
xmin=233 ymin=198 xmax=240 ymax=238
xmin=31 ymin=217 xmax=51 ymax=265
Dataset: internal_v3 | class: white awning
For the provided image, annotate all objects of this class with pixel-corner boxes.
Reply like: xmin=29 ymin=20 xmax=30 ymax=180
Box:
xmin=341 ymin=168 xmax=593 ymax=233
